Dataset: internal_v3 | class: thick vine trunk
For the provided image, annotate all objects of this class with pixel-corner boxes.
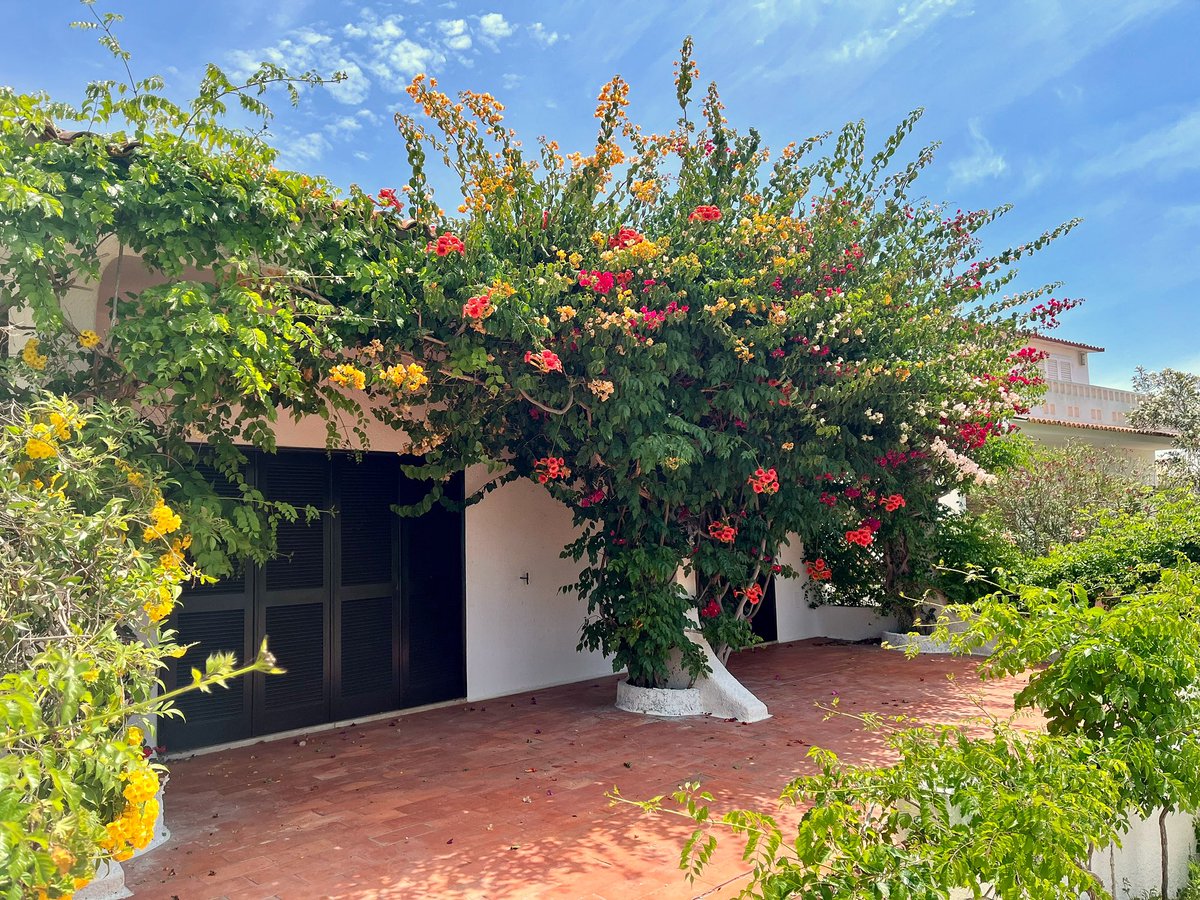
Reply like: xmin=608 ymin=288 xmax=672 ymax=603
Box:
xmin=1160 ymin=806 xmax=1169 ymax=900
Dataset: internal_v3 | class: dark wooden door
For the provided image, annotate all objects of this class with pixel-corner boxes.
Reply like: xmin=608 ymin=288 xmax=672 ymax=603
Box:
xmin=401 ymin=470 xmax=466 ymax=707
xmin=162 ymin=451 xmax=465 ymax=753
xmin=332 ymin=454 xmax=401 ymax=720
xmin=252 ymin=452 xmax=332 ymax=736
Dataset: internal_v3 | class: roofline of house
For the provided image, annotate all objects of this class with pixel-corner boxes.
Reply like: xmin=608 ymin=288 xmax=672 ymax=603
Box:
xmin=1028 ymin=334 xmax=1106 ymax=354
xmin=1019 ymin=415 xmax=1175 ymax=438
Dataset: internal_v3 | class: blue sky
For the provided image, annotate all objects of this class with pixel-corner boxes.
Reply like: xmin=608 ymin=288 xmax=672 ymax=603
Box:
xmin=3 ymin=0 xmax=1197 ymax=387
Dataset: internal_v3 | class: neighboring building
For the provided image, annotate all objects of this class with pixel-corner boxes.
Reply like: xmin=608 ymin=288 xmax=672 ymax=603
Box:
xmin=1019 ymin=335 xmax=1175 ymax=471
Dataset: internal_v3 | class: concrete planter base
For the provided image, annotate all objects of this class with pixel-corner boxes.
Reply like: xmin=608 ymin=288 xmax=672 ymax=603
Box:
xmin=74 ymin=861 xmax=131 ymax=900
xmin=615 ymin=679 xmax=704 ymax=716
xmin=882 ymin=630 xmax=957 ymax=654
xmin=613 ymin=630 xmax=771 ymax=723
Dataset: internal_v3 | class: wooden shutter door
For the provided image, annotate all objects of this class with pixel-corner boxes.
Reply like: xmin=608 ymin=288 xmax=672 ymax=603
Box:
xmin=253 ymin=453 xmax=332 ymax=736
xmin=160 ymin=461 xmax=254 ymax=752
xmin=332 ymin=454 xmax=400 ymax=719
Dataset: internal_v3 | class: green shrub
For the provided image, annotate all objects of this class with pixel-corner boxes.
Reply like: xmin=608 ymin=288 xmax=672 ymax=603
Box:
xmin=1024 ymin=491 xmax=1200 ymax=596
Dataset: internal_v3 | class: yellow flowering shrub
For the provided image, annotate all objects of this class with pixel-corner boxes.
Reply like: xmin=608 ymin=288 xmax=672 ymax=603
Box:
xmin=1 ymin=397 xmax=278 ymax=896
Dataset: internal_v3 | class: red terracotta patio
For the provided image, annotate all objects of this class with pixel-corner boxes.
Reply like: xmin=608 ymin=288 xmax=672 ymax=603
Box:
xmin=124 ymin=639 xmax=1033 ymax=899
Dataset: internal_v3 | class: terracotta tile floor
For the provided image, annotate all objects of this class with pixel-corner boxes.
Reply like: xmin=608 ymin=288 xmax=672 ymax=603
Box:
xmin=124 ymin=639 xmax=1033 ymax=900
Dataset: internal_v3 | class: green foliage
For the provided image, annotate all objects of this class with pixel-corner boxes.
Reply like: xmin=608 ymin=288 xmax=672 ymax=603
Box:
xmin=627 ymin=565 xmax=1200 ymax=897
xmin=2 ymin=15 xmax=1075 ymax=688
xmin=620 ymin=721 xmax=1126 ymax=898
xmin=1023 ymin=491 xmax=1200 ymax=597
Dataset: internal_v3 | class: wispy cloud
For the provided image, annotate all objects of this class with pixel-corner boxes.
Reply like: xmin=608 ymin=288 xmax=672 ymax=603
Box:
xmin=1081 ymin=108 xmax=1200 ymax=180
xmin=829 ymin=0 xmax=961 ymax=63
xmin=275 ymin=131 xmax=329 ymax=167
xmin=229 ymin=6 xmax=548 ymax=102
xmin=948 ymin=119 xmax=1007 ymax=188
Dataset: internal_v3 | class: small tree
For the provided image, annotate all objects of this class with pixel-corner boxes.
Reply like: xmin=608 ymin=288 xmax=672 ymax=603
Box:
xmin=1129 ymin=367 xmax=1197 ymax=488
xmin=969 ymin=435 xmax=1151 ymax=557
xmin=0 ymin=397 xmax=276 ymax=896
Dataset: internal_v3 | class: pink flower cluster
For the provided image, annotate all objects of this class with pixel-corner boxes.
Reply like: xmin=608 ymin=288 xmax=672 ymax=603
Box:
xmin=525 ymin=349 xmax=563 ymax=373
xmin=426 ymin=233 xmax=465 ymax=256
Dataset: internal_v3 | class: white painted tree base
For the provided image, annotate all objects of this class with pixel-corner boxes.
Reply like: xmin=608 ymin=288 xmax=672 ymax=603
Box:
xmin=74 ymin=861 xmax=131 ymax=900
xmin=615 ymin=679 xmax=703 ymax=716
xmin=614 ymin=630 xmax=770 ymax=723
xmin=881 ymin=631 xmax=957 ymax=654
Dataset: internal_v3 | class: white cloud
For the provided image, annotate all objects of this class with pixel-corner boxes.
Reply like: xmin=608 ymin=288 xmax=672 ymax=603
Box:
xmin=829 ymin=0 xmax=960 ymax=63
xmin=479 ymin=12 xmax=514 ymax=40
xmin=1081 ymin=108 xmax=1200 ymax=180
xmin=353 ymin=151 xmax=371 ymax=162
xmin=502 ymin=72 xmax=523 ymax=90
xmin=529 ymin=22 xmax=559 ymax=46
xmin=230 ymin=6 xmax=551 ymax=103
xmin=327 ymin=60 xmax=370 ymax=105
xmin=371 ymin=38 xmax=446 ymax=81
xmin=948 ymin=119 xmax=1008 ymax=188
xmin=324 ymin=109 xmax=378 ymax=137
xmin=276 ymin=131 xmax=329 ymax=167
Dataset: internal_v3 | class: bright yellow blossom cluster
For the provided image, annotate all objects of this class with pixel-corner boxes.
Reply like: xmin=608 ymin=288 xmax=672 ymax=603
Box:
xmin=381 ymin=363 xmax=428 ymax=392
xmin=631 ymin=179 xmax=659 ymax=203
xmin=78 ymin=330 xmax=101 ymax=349
xmin=329 ymin=364 xmax=366 ymax=390
xmin=22 ymin=337 xmax=47 ymax=370
xmin=143 ymin=499 xmax=181 ymax=542
xmin=159 ymin=535 xmax=192 ymax=571
xmin=556 ymin=305 xmax=577 ymax=322
xmin=143 ymin=584 xmax=176 ymax=623
xmin=24 ymin=423 xmax=59 ymax=460
xmin=489 ymin=280 xmax=516 ymax=300
xmin=98 ymin=795 xmax=159 ymax=861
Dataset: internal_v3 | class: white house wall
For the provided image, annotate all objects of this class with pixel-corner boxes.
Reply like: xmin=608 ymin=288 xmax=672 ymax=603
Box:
xmin=462 ymin=470 xmax=614 ymax=699
xmin=774 ymin=537 xmax=896 ymax=642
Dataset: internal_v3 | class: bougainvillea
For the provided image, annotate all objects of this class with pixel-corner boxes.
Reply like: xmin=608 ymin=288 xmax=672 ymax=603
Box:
xmin=1 ymin=29 xmax=1073 ymax=690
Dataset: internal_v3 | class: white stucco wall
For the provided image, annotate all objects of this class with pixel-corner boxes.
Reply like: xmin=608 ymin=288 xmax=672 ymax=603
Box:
xmin=463 ymin=469 xmax=614 ymax=700
xmin=774 ymin=537 xmax=896 ymax=642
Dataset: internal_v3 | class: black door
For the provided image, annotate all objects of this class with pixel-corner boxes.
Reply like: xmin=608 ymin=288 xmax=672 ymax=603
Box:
xmin=253 ymin=452 xmax=332 ymax=736
xmin=333 ymin=454 xmax=401 ymax=720
xmin=161 ymin=451 xmax=463 ymax=753
xmin=402 ymin=470 xmax=466 ymax=707
xmin=750 ymin=578 xmax=779 ymax=643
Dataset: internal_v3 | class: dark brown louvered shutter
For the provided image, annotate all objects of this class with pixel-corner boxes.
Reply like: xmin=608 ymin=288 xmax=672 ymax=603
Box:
xmin=401 ymin=469 xmax=466 ymax=707
xmin=160 ymin=459 xmax=254 ymax=752
xmin=253 ymin=452 xmax=332 ymax=736
xmin=332 ymin=454 xmax=400 ymax=719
